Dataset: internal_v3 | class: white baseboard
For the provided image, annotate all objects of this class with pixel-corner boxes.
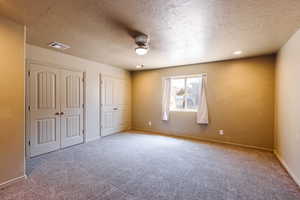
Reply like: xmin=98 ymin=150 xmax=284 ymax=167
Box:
xmin=274 ymin=150 xmax=300 ymax=187
xmin=0 ymin=175 xmax=27 ymax=189
xmin=132 ymin=128 xmax=273 ymax=152
xmin=86 ymin=136 xmax=101 ymax=143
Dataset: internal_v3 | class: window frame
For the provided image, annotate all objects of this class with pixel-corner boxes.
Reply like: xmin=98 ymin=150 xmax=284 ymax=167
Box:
xmin=168 ymin=74 xmax=205 ymax=113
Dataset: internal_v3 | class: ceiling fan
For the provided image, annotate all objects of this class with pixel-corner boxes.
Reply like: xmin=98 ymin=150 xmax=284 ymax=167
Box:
xmin=134 ymin=34 xmax=150 ymax=56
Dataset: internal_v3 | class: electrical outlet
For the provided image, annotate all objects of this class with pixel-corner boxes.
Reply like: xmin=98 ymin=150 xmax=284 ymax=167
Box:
xmin=219 ymin=130 xmax=224 ymax=135
xmin=148 ymin=121 xmax=152 ymax=127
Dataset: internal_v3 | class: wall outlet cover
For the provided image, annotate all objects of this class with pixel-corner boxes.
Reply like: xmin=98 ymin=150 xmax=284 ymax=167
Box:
xmin=219 ymin=130 xmax=224 ymax=135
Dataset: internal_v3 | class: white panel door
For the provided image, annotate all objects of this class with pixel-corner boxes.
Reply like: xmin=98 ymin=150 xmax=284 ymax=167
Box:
xmin=101 ymin=76 xmax=117 ymax=136
xmin=114 ymin=79 xmax=130 ymax=131
xmin=101 ymin=76 xmax=129 ymax=136
xmin=29 ymin=64 xmax=61 ymax=157
xmin=60 ymin=70 xmax=84 ymax=148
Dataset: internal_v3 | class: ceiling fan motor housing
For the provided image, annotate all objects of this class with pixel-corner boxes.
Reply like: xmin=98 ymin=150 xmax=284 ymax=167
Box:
xmin=135 ymin=34 xmax=150 ymax=47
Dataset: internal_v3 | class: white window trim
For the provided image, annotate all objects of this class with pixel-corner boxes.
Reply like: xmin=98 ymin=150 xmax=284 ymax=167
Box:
xmin=164 ymin=73 xmax=206 ymax=79
xmin=168 ymin=73 xmax=206 ymax=112
xmin=170 ymin=109 xmax=198 ymax=113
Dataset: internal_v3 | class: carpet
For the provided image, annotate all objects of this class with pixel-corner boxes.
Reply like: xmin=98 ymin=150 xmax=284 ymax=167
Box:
xmin=1 ymin=131 xmax=299 ymax=200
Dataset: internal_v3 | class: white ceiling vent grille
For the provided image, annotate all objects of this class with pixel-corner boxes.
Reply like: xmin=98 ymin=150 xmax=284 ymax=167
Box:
xmin=48 ymin=42 xmax=70 ymax=50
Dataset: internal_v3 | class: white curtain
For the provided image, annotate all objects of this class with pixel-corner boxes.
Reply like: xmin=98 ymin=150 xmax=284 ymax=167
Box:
xmin=197 ymin=76 xmax=209 ymax=124
xmin=162 ymin=78 xmax=171 ymax=121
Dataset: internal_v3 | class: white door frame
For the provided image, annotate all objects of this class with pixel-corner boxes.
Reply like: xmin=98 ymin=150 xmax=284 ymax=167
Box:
xmin=99 ymin=73 xmax=102 ymax=137
xmin=25 ymin=59 xmax=87 ymax=159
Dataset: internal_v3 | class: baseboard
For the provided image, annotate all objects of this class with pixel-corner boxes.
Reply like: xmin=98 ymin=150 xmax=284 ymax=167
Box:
xmin=86 ymin=136 xmax=101 ymax=143
xmin=274 ymin=150 xmax=300 ymax=187
xmin=0 ymin=175 xmax=27 ymax=189
xmin=131 ymin=128 xmax=273 ymax=152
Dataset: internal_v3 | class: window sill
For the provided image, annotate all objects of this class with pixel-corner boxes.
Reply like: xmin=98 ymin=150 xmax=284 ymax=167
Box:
xmin=170 ymin=109 xmax=197 ymax=113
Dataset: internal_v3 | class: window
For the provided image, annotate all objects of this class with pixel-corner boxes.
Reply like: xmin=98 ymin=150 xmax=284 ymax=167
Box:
xmin=169 ymin=76 xmax=201 ymax=112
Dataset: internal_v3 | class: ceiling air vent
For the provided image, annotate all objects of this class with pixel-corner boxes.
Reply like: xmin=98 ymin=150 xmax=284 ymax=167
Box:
xmin=48 ymin=42 xmax=70 ymax=50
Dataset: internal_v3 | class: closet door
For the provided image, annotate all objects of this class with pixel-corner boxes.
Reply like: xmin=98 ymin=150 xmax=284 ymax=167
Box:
xmin=60 ymin=70 xmax=84 ymax=148
xmin=101 ymin=76 xmax=130 ymax=136
xmin=114 ymin=79 xmax=130 ymax=132
xmin=101 ymin=76 xmax=117 ymax=136
xmin=29 ymin=64 xmax=61 ymax=157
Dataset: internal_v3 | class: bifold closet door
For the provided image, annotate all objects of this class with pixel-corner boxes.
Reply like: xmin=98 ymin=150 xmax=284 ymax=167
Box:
xmin=60 ymin=70 xmax=84 ymax=148
xmin=29 ymin=64 xmax=61 ymax=157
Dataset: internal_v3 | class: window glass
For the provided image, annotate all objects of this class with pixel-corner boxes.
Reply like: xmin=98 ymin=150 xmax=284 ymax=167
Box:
xmin=186 ymin=77 xmax=200 ymax=110
xmin=169 ymin=76 xmax=201 ymax=112
xmin=170 ymin=78 xmax=185 ymax=111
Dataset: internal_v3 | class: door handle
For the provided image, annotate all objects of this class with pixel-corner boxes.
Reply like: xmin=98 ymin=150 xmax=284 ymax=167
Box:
xmin=113 ymin=108 xmax=118 ymax=110
xmin=55 ymin=112 xmax=60 ymax=115
xmin=60 ymin=112 xmax=64 ymax=115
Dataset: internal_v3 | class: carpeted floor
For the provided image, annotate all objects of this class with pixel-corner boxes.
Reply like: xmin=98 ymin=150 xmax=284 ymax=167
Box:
xmin=1 ymin=132 xmax=300 ymax=200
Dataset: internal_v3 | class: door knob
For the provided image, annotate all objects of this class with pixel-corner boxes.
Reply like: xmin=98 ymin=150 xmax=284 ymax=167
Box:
xmin=55 ymin=112 xmax=60 ymax=115
xmin=60 ymin=112 xmax=64 ymax=115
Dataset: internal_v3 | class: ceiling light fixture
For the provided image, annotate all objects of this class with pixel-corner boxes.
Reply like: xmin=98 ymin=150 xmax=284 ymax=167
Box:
xmin=135 ymin=34 xmax=150 ymax=55
xmin=135 ymin=46 xmax=149 ymax=55
xmin=136 ymin=64 xmax=144 ymax=69
xmin=48 ymin=42 xmax=70 ymax=50
xmin=233 ymin=50 xmax=242 ymax=55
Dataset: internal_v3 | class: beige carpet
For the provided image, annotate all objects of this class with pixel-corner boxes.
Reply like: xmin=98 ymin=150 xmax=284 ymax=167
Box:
xmin=1 ymin=131 xmax=299 ymax=200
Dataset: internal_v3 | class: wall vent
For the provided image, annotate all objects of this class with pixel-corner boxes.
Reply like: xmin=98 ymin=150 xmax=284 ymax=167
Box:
xmin=48 ymin=42 xmax=70 ymax=50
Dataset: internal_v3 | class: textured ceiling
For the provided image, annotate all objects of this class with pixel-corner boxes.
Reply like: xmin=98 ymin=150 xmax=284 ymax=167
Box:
xmin=1 ymin=0 xmax=300 ymax=70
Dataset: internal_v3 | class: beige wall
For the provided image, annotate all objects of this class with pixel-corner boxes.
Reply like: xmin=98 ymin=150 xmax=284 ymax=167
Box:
xmin=275 ymin=29 xmax=300 ymax=185
xmin=0 ymin=17 xmax=25 ymax=185
xmin=132 ymin=56 xmax=275 ymax=150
